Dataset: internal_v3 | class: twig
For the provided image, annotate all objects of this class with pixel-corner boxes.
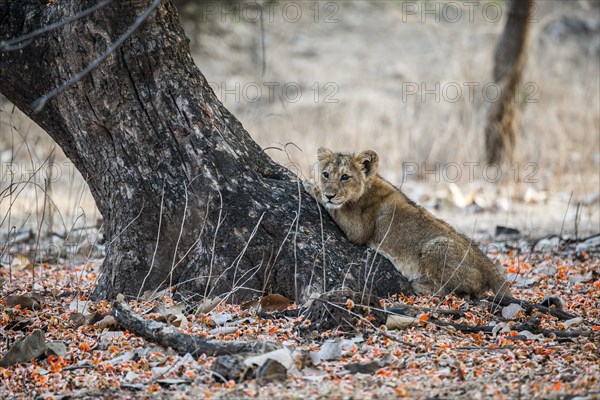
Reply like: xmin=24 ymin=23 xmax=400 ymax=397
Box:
xmin=138 ymin=179 xmax=166 ymax=300
xmin=62 ymin=364 xmax=95 ymax=371
xmin=559 ymin=191 xmax=573 ymax=241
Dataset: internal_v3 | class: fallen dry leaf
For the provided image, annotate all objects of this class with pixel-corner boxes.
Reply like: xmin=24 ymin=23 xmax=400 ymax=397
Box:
xmin=5 ymin=295 xmax=41 ymax=310
xmin=259 ymin=294 xmax=291 ymax=312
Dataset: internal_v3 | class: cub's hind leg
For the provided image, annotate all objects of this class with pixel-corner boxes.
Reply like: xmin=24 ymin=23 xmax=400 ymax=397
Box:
xmin=419 ymin=237 xmax=480 ymax=297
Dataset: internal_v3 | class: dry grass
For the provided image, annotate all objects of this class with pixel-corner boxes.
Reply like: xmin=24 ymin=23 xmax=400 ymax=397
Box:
xmin=2 ymin=0 xmax=599 ymax=238
xmin=186 ymin=2 xmax=598 ymax=164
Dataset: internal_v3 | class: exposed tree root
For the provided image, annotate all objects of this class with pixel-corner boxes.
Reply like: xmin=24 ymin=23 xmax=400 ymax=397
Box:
xmin=481 ymin=295 xmax=577 ymax=321
xmin=112 ymin=295 xmax=279 ymax=357
xmin=431 ymin=319 xmax=591 ymax=339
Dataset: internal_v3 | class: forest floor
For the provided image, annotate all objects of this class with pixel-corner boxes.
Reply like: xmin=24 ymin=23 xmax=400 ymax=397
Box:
xmin=1 ymin=1 xmax=599 ymax=399
xmin=0 ymin=234 xmax=599 ymax=399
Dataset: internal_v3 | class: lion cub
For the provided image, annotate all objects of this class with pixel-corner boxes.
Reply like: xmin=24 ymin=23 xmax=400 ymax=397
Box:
xmin=303 ymin=148 xmax=510 ymax=299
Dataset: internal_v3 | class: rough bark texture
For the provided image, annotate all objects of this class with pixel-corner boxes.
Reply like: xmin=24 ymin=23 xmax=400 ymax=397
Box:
xmin=0 ymin=0 xmax=411 ymax=303
xmin=485 ymin=0 xmax=535 ymax=164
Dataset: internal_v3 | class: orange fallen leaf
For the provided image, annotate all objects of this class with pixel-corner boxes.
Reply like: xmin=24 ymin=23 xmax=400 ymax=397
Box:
xmin=79 ymin=342 xmax=91 ymax=352
xmin=107 ymin=345 xmax=120 ymax=354
xmin=346 ymin=299 xmax=355 ymax=310
xmin=225 ymin=380 xmax=236 ymax=389
xmin=507 ymin=264 xmax=521 ymax=274
xmin=184 ymin=370 xmax=196 ymax=379
xmin=147 ymin=384 xmax=161 ymax=392
xmin=376 ymin=368 xmax=393 ymax=378
xmin=394 ymin=386 xmax=410 ymax=397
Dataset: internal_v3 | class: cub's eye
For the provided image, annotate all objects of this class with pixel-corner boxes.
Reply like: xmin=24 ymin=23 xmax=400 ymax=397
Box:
xmin=322 ymin=171 xmax=329 ymax=179
xmin=340 ymin=174 xmax=350 ymax=182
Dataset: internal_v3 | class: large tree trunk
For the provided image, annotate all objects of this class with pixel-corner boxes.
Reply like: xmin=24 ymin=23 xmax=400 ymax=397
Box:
xmin=0 ymin=0 xmax=411 ymax=303
xmin=485 ymin=0 xmax=535 ymax=164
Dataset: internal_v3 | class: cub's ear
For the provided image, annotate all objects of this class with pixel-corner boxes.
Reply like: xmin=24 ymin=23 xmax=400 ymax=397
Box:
xmin=356 ymin=150 xmax=379 ymax=176
xmin=317 ymin=147 xmax=334 ymax=161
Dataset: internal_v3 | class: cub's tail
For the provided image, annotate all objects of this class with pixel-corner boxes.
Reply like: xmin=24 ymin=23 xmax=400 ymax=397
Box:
xmin=487 ymin=264 xmax=566 ymax=313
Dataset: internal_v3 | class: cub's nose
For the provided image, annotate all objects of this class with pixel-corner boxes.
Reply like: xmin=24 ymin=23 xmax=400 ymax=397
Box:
xmin=325 ymin=194 xmax=336 ymax=201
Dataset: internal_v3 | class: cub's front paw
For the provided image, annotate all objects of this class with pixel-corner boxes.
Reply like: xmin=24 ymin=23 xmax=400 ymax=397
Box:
xmin=410 ymin=276 xmax=434 ymax=296
xmin=302 ymin=179 xmax=318 ymax=198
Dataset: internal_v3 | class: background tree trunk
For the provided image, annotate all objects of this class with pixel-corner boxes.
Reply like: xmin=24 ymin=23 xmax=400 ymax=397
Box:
xmin=0 ymin=0 xmax=411 ymax=302
xmin=485 ymin=0 xmax=535 ymax=164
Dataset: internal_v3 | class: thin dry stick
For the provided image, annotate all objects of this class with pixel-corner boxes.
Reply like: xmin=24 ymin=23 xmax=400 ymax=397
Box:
xmin=0 ymin=146 xmax=58 ymax=228
xmin=362 ymin=206 xmax=396 ymax=302
xmin=33 ymin=177 xmax=49 ymax=284
xmin=29 ymin=150 xmax=57 ymax=282
xmin=229 ymin=213 xmax=266 ymax=293
xmin=204 ymin=188 xmax=224 ymax=300
xmin=147 ymin=187 xmax=214 ymax=301
xmin=220 ymin=262 xmax=265 ymax=305
xmin=1 ymin=179 xmax=68 ymax=236
xmin=258 ymin=3 xmax=267 ymax=77
xmin=293 ymin=180 xmax=302 ymax=303
xmin=201 ymin=211 xmax=266 ymax=300
xmin=60 ymin=208 xmax=100 ymax=313
xmin=45 ymin=152 xmax=55 ymax=237
xmin=174 ymin=254 xmax=264 ymax=302
xmin=559 ymin=191 xmax=573 ymax=242
xmin=316 ymin=197 xmax=327 ymax=293
xmin=262 ymin=211 xmax=298 ymax=294
xmin=74 ymin=219 xmax=104 ymax=303
xmin=150 ymin=197 xmax=213 ymax=298
xmin=574 ymin=202 xmax=582 ymax=241
xmin=138 ymin=179 xmax=166 ymax=300
xmin=168 ymin=181 xmax=191 ymax=292
xmin=105 ymin=202 xmax=145 ymax=247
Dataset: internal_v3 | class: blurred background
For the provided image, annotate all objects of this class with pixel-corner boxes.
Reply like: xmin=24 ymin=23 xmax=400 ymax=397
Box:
xmin=1 ymin=0 xmax=599 ymax=249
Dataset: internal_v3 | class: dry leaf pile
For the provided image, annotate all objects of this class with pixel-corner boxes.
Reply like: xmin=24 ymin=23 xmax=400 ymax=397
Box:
xmin=0 ymin=246 xmax=598 ymax=399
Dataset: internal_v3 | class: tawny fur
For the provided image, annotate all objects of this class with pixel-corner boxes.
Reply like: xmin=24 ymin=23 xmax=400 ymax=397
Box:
xmin=303 ymin=148 xmax=510 ymax=299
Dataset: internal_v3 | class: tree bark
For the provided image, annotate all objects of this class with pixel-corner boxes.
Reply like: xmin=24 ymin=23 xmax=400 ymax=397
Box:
xmin=0 ymin=0 xmax=411 ymax=303
xmin=485 ymin=0 xmax=535 ymax=164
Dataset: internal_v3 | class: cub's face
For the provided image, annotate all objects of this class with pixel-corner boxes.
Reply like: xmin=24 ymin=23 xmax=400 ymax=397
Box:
xmin=317 ymin=148 xmax=379 ymax=209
